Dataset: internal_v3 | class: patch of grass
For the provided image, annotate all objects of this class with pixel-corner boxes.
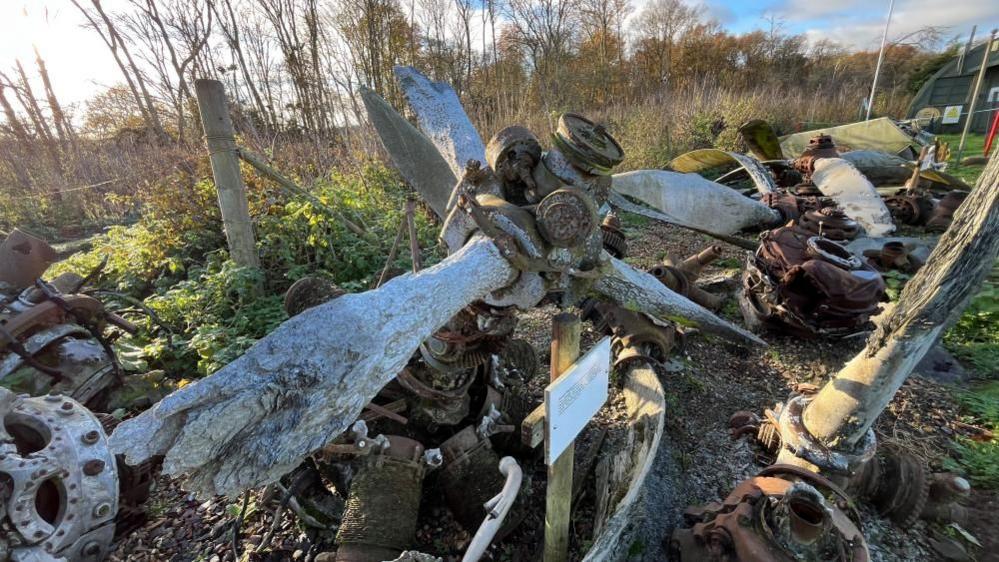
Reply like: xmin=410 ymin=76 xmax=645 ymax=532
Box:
xmin=936 ymin=133 xmax=987 ymax=186
xmin=619 ymin=210 xmax=651 ymax=230
xmin=944 ymin=381 xmax=999 ymax=489
xmin=943 ymin=262 xmax=999 ymax=376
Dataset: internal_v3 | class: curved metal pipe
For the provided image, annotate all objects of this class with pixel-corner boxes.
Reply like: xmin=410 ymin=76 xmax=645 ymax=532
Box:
xmin=461 ymin=456 xmax=523 ymax=562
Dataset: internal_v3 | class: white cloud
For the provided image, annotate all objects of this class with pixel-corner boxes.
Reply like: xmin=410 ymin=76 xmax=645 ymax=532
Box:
xmin=783 ymin=0 xmax=993 ymax=50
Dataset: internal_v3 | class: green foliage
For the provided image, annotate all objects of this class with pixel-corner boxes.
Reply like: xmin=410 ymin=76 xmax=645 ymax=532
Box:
xmin=943 ymin=265 xmax=999 ymax=376
xmin=882 ymin=270 xmax=912 ymax=302
xmin=944 ymin=382 xmax=999 ymax=489
xmin=53 ymin=160 xmax=441 ymax=381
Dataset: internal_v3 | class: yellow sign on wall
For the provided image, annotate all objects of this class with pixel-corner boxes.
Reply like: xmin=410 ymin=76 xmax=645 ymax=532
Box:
xmin=942 ymin=105 xmax=963 ymax=125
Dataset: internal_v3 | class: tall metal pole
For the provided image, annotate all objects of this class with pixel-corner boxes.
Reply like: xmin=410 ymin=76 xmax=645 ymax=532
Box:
xmin=956 ymin=29 xmax=997 ymax=165
xmin=865 ymin=0 xmax=896 ymax=121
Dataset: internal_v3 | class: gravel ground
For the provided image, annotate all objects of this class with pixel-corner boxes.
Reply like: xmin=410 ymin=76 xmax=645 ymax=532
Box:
xmin=109 ymin=213 xmax=990 ymax=562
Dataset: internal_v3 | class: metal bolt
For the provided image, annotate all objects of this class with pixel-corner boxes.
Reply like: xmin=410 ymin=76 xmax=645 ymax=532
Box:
xmin=93 ymin=503 xmax=111 ymax=518
xmin=44 ymin=392 xmax=61 ymax=402
xmin=82 ymin=459 xmax=105 ymax=476
xmin=82 ymin=541 xmax=101 ymax=556
xmin=81 ymin=430 xmax=100 ymax=445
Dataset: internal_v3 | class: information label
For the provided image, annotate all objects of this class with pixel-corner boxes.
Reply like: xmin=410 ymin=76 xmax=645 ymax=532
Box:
xmin=544 ymin=337 xmax=611 ymax=465
xmin=942 ymin=105 xmax=963 ymax=124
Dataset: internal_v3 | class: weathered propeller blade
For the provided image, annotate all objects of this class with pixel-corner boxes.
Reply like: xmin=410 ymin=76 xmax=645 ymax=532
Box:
xmin=611 ymin=170 xmax=782 ymax=236
xmin=360 ymin=86 xmax=456 ymax=219
xmin=811 ymin=158 xmax=895 ymax=238
xmin=594 ymin=256 xmax=767 ymax=348
xmin=738 ymin=119 xmax=784 ymax=161
xmin=393 ymin=66 xmax=487 ymax=176
xmin=668 ymin=148 xmax=777 ymax=194
xmin=110 ymin=236 xmax=516 ymax=496
xmin=606 ymin=193 xmax=759 ymax=251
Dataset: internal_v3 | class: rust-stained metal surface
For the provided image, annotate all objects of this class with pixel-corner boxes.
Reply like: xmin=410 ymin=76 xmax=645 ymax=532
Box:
xmin=862 ymin=241 xmax=924 ymax=273
xmin=925 ymin=190 xmax=969 ymax=232
xmin=670 ymin=464 xmax=869 ymax=561
xmin=0 ymin=229 xmax=59 ymax=290
xmin=0 ymin=279 xmax=132 ymax=411
xmin=740 ymin=225 xmax=886 ymax=337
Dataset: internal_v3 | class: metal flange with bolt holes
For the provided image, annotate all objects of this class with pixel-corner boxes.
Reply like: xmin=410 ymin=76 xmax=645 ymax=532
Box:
xmin=1 ymin=388 xmax=118 ymax=562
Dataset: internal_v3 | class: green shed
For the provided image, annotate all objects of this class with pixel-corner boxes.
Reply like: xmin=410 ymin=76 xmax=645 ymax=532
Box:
xmin=907 ymin=36 xmax=999 ymax=134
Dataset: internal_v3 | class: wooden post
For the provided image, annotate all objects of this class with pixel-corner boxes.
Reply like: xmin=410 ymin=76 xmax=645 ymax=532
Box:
xmin=406 ymin=198 xmax=422 ymax=272
xmin=544 ymin=313 xmax=581 ymax=562
xmin=195 ymin=79 xmax=260 ymax=269
xmin=956 ymin=30 xmax=997 ymax=165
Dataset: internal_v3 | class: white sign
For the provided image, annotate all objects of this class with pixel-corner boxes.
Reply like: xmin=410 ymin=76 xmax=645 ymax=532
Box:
xmin=545 ymin=337 xmax=611 ymax=465
xmin=942 ymin=105 xmax=963 ymax=125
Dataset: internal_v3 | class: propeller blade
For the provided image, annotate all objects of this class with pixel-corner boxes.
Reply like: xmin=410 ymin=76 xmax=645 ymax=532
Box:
xmin=360 ymin=86 xmax=455 ymax=219
xmin=393 ymin=66 xmax=487 ymax=175
xmin=812 ymin=158 xmax=895 ymax=238
xmin=738 ymin=119 xmax=785 ymax=161
xmin=110 ymin=236 xmax=516 ymax=496
xmin=611 ymin=170 xmax=782 ymax=236
xmin=594 ymin=255 xmax=767 ymax=348
xmin=669 ymin=148 xmax=777 ymax=194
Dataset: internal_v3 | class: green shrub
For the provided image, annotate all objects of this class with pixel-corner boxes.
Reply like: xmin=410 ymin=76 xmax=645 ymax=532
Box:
xmin=52 ymin=160 xmax=442 ymax=380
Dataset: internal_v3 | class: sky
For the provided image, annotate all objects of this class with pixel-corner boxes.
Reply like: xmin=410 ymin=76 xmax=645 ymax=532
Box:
xmin=0 ymin=0 xmax=994 ymax=111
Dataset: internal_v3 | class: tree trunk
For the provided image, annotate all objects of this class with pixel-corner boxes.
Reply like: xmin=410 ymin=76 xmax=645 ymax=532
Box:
xmin=802 ymin=153 xmax=999 ymax=448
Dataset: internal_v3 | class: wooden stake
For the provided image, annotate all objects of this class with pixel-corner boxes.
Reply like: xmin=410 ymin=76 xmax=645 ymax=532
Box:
xmin=406 ymin=198 xmax=422 ymax=272
xmin=195 ymin=79 xmax=259 ymax=269
xmin=544 ymin=313 xmax=580 ymax=562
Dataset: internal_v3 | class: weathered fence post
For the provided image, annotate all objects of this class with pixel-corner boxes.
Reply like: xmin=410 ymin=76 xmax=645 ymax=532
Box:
xmin=544 ymin=313 xmax=581 ymax=562
xmin=791 ymin=152 xmax=999 ymax=457
xmin=195 ymin=79 xmax=260 ymax=269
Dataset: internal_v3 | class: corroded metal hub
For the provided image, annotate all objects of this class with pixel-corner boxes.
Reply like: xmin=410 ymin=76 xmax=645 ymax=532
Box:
xmin=671 ymin=464 xmax=869 ymax=561
xmin=797 ymin=207 xmax=860 ymax=241
xmin=552 ymin=113 xmax=624 ymax=175
xmin=536 ymin=189 xmax=597 ymax=248
xmin=773 ymin=394 xmax=876 ymax=480
xmin=0 ymin=388 xmax=118 ymax=561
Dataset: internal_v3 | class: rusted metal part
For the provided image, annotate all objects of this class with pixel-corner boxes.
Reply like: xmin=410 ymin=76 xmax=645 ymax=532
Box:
xmin=670 ymin=464 xmax=869 ymax=561
xmin=536 ymin=188 xmax=598 ymax=249
xmin=792 ymin=134 xmax=840 ymax=181
xmin=439 ymin=425 xmax=527 ymax=538
xmin=0 ymin=388 xmax=119 ymax=561
xmin=862 ymin=241 xmax=924 ymax=273
xmin=848 ymin=448 xmax=929 ymax=528
xmin=582 ymin=300 xmax=675 ymax=367
xmin=552 ymin=113 xmax=624 ymax=176
xmin=599 ymin=212 xmax=627 ymax=259
xmin=335 ymin=435 xmax=429 ymax=562
xmin=284 ymin=276 xmax=345 ymax=316
xmin=96 ymin=412 xmax=160 ymax=537
xmin=486 ymin=125 xmax=543 ymax=205
xmin=797 ymin=207 xmax=861 ymax=241
xmin=646 ymin=246 xmax=728 ymax=311
xmin=884 ymin=193 xmax=935 ymax=226
xmin=740 ymin=226 xmax=885 ymax=337
xmin=0 ymin=282 xmax=129 ymax=410
xmin=733 ymin=400 xmax=969 ymax=529
xmin=925 ymin=190 xmax=969 ymax=232
xmin=0 ymin=229 xmax=58 ymax=290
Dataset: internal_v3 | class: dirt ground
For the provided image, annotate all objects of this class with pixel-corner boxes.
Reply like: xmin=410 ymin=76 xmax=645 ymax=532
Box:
xmin=109 ymin=214 xmax=993 ymax=562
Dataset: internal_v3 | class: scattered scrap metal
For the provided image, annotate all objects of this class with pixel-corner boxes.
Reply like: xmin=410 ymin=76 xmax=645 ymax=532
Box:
xmin=0 ymin=229 xmax=158 ymax=562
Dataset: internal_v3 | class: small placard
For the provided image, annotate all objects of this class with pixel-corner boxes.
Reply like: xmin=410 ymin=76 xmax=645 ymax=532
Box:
xmin=545 ymin=337 xmax=611 ymax=465
xmin=942 ymin=105 xmax=962 ymax=124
